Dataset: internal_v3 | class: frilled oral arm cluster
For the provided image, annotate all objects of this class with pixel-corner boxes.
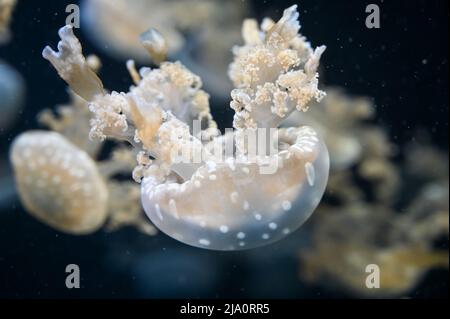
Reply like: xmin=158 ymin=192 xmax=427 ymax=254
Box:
xmin=42 ymin=5 xmax=330 ymax=250
xmin=229 ymin=6 xmax=325 ymax=130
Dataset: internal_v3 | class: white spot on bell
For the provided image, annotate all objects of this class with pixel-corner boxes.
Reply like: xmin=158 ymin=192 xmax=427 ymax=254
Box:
xmin=219 ymin=225 xmax=229 ymax=233
xmin=199 ymin=238 xmax=210 ymax=246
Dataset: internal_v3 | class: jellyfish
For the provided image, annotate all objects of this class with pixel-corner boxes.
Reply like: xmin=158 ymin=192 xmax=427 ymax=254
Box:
xmin=299 ymin=202 xmax=449 ymax=297
xmin=10 ymin=129 xmax=157 ymax=235
xmin=0 ymin=0 xmax=16 ymax=44
xmin=0 ymin=60 xmax=25 ymax=131
xmin=10 ymin=67 xmax=156 ymax=235
xmin=132 ymin=250 xmax=220 ymax=298
xmin=81 ymin=0 xmax=247 ymax=101
xmin=42 ymin=6 xmax=330 ymax=250
xmin=1 ymin=0 xmax=25 ymax=131
xmin=296 ymin=102 xmax=449 ymax=296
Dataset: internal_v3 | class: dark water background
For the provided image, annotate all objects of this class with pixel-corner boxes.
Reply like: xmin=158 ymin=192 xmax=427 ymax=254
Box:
xmin=0 ymin=0 xmax=448 ymax=298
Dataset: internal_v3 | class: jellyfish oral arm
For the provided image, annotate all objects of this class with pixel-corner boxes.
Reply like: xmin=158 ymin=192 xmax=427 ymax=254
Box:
xmin=229 ymin=5 xmax=326 ymax=132
xmin=42 ymin=26 xmax=205 ymax=182
xmin=42 ymin=25 xmax=105 ymax=101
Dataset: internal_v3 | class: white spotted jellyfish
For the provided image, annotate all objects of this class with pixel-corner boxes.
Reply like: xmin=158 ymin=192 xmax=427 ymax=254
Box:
xmin=41 ymin=5 xmax=330 ymax=250
xmin=10 ymin=130 xmax=109 ymax=234
xmin=10 ymin=86 xmax=156 ymax=235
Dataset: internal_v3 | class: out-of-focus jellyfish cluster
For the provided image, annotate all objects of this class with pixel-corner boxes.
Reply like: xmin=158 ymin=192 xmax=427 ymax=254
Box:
xmin=10 ymin=73 xmax=156 ymax=235
xmin=0 ymin=0 xmax=16 ymax=44
xmin=295 ymin=90 xmax=449 ymax=297
xmin=81 ymin=0 xmax=248 ymax=101
xmin=36 ymin=5 xmax=330 ymax=250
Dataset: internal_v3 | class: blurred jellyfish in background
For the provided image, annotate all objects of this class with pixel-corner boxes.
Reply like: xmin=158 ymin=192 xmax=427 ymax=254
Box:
xmin=299 ymin=199 xmax=448 ymax=297
xmin=0 ymin=0 xmax=16 ymax=44
xmin=283 ymin=88 xmax=375 ymax=170
xmin=40 ymin=5 xmax=329 ymax=250
xmin=10 ymin=130 xmax=110 ymax=234
xmin=0 ymin=0 xmax=24 ymax=132
xmin=81 ymin=0 xmax=248 ymax=102
xmin=292 ymin=90 xmax=449 ymax=297
xmin=237 ymin=89 xmax=448 ymax=298
xmin=9 ymin=58 xmax=156 ymax=235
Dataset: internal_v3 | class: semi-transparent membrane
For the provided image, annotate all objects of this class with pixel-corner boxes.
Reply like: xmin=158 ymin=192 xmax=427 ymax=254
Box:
xmin=42 ymin=5 xmax=329 ymax=250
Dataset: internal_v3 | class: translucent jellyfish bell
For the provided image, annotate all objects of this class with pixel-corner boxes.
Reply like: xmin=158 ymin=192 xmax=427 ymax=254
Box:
xmin=10 ymin=131 xmax=109 ymax=234
xmin=141 ymin=127 xmax=329 ymax=250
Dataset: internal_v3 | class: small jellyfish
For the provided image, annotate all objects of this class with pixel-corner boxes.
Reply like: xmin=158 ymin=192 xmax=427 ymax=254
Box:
xmin=0 ymin=60 xmax=25 ymax=131
xmin=10 ymin=131 xmax=109 ymax=234
xmin=43 ymin=6 xmax=329 ymax=250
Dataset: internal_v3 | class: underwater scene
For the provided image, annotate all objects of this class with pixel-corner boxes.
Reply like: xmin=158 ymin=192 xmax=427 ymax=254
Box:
xmin=0 ymin=0 xmax=448 ymax=300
